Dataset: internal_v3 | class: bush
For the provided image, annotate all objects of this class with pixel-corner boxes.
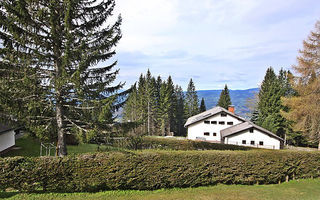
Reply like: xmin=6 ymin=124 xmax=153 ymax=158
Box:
xmin=138 ymin=137 xmax=252 ymax=151
xmin=1 ymin=150 xmax=320 ymax=192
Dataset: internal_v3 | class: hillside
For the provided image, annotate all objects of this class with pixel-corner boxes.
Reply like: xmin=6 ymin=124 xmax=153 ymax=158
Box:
xmin=197 ymin=88 xmax=259 ymax=118
xmin=117 ymin=88 xmax=259 ymax=121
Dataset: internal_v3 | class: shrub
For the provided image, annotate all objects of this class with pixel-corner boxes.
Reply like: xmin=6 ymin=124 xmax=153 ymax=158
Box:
xmin=1 ymin=151 xmax=320 ymax=192
xmin=138 ymin=137 xmax=252 ymax=151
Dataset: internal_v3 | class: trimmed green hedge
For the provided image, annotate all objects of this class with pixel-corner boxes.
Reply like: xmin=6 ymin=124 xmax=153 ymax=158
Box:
xmin=1 ymin=151 xmax=320 ymax=192
xmin=138 ymin=137 xmax=252 ymax=151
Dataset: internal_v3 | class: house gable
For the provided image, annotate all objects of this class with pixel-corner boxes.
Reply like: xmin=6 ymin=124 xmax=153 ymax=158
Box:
xmin=184 ymin=106 xmax=245 ymax=127
xmin=221 ymin=122 xmax=284 ymax=141
xmin=222 ymin=126 xmax=282 ymax=149
xmin=186 ymin=109 xmax=244 ymax=141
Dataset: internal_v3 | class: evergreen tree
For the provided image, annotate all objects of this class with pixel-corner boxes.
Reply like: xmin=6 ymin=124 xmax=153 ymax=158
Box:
xmin=123 ymin=85 xmax=138 ymax=124
xmin=124 ymin=71 xmax=181 ymax=136
xmin=282 ymin=21 xmax=320 ymax=149
xmin=184 ymin=79 xmax=199 ymax=118
xmin=158 ymin=76 xmax=174 ymax=135
xmin=166 ymin=76 xmax=175 ymax=134
xmin=250 ymin=109 xmax=259 ymax=123
xmin=148 ymin=77 xmax=159 ymax=135
xmin=256 ymin=67 xmax=278 ymax=128
xmin=200 ymin=98 xmax=206 ymax=112
xmin=145 ymin=69 xmax=158 ymax=135
xmin=256 ymin=67 xmax=293 ymax=139
xmin=217 ymin=84 xmax=232 ymax=109
xmin=159 ymin=81 xmax=169 ymax=135
xmin=0 ymin=0 xmax=126 ymax=156
xmin=173 ymin=85 xmax=186 ymax=136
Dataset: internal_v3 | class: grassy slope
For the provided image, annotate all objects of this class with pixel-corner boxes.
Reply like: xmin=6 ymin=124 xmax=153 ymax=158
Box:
xmin=1 ymin=135 xmax=100 ymax=157
xmin=1 ymin=179 xmax=320 ymax=200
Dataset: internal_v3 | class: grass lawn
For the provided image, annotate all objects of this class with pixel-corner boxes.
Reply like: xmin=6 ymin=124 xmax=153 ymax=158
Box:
xmin=1 ymin=179 xmax=320 ymax=200
xmin=1 ymin=135 xmax=101 ymax=157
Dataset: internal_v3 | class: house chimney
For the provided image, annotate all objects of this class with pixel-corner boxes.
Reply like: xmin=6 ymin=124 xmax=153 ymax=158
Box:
xmin=228 ymin=105 xmax=235 ymax=114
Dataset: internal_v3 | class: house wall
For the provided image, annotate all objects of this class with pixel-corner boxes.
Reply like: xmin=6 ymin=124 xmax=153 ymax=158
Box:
xmin=224 ymin=128 xmax=281 ymax=149
xmin=0 ymin=130 xmax=15 ymax=153
xmin=187 ymin=113 xmax=243 ymax=142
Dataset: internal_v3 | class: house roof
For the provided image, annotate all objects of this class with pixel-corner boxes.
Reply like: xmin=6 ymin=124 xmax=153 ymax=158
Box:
xmin=184 ymin=106 xmax=246 ymax=127
xmin=0 ymin=123 xmax=14 ymax=135
xmin=220 ymin=121 xmax=284 ymax=141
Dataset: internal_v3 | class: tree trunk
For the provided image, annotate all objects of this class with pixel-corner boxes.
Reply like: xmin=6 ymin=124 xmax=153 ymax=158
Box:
xmin=56 ymin=101 xmax=67 ymax=156
xmin=147 ymin=101 xmax=150 ymax=135
xmin=166 ymin=120 xmax=170 ymax=136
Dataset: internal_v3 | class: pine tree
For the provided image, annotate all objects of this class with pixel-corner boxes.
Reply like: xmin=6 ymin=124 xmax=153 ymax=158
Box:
xmin=282 ymin=21 xmax=320 ymax=149
xmin=0 ymin=0 xmax=127 ymax=156
xmin=217 ymin=84 xmax=232 ymax=109
xmin=158 ymin=76 xmax=174 ymax=135
xmin=166 ymin=76 xmax=175 ymax=134
xmin=136 ymin=74 xmax=147 ymax=133
xmin=250 ymin=109 xmax=259 ymax=123
xmin=256 ymin=67 xmax=293 ymax=139
xmin=256 ymin=67 xmax=278 ymax=128
xmin=154 ymin=76 xmax=163 ymax=135
xmin=200 ymin=98 xmax=206 ymax=112
xmin=173 ymin=85 xmax=186 ymax=136
xmin=123 ymin=84 xmax=138 ymax=123
xmin=184 ymin=79 xmax=199 ymax=118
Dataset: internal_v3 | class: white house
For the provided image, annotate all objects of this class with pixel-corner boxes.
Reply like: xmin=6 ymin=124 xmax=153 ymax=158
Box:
xmin=0 ymin=124 xmax=16 ymax=154
xmin=184 ymin=106 xmax=284 ymax=149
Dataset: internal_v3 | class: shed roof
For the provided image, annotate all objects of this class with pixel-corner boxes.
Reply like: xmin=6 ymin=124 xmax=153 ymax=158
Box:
xmin=220 ymin=121 xmax=284 ymax=141
xmin=184 ymin=106 xmax=246 ymax=127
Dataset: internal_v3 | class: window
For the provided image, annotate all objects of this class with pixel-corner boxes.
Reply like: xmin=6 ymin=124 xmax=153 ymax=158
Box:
xmin=259 ymin=141 xmax=264 ymax=146
xmin=242 ymin=140 xmax=246 ymax=144
xmin=249 ymin=128 xmax=254 ymax=133
xmin=213 ymin=132 xmax=217 ymax=136
xmin=204 ymin=132 xmax=210 ymax=136
xmin=219 ymin=121 xmax=225 ymax=125
xmin=227 ymin=122 xmax=233 ymax=125
xmin=204 ymin=121 xmax=210 ymax=124
xmin=250 ymin=141 xmax=255 ymax=145
xmin=211 ymin=121 xmax=217 ymax=124
xmin=221 ymin=112 xmax=227 ymax=117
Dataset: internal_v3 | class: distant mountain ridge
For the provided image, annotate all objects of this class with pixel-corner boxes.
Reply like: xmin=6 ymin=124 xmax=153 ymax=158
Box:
xmin=196 ymin=88 xmax=259 ymax=118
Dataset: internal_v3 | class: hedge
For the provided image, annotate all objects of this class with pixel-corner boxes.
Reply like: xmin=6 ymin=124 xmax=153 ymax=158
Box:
xmin=1 ymin=151 xmax=320 ymax=192
xmin=117 ymin=137 xmax=252 ymax=151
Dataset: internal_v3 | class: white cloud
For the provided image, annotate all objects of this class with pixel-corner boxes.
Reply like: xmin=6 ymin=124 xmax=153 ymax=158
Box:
xmin=112 ymin=0 xmax=320 ymax=90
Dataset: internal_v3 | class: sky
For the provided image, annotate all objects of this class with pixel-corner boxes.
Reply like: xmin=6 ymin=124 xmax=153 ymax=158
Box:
xmin=111 ymin=0 xmax=320 ymax=90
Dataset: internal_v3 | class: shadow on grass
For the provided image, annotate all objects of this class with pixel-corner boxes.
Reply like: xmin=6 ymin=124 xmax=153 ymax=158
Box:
xmin=0 ymin=191 xmax=19 ymax=199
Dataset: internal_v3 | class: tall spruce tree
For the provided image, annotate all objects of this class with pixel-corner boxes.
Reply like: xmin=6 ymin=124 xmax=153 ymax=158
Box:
xmin=158 ymin=76 xmax=174 ymax=135
xmin=184 ymin=78 xmax=199 ymax=118
xmin=256 ymin=67 xmax=293 ymax=139
xmin=123 ymin=84 xmax=138 ymax=124
xmin=0 ymin=0 xmax=127 ymax=156
xmin=282 ymin=21 xmax=320 ymax=149
xmin=256 ymin=67 xmax=278 ymax=129
xmin=200 ymin=98 xmax=206 ymax=112
xmin=145 ymin=69 xmax=158 ymax=135
xmin=173 ymin=85 xmax=185 ymax=136
xmin=217 ymin=84 xmax=232 ymax=109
